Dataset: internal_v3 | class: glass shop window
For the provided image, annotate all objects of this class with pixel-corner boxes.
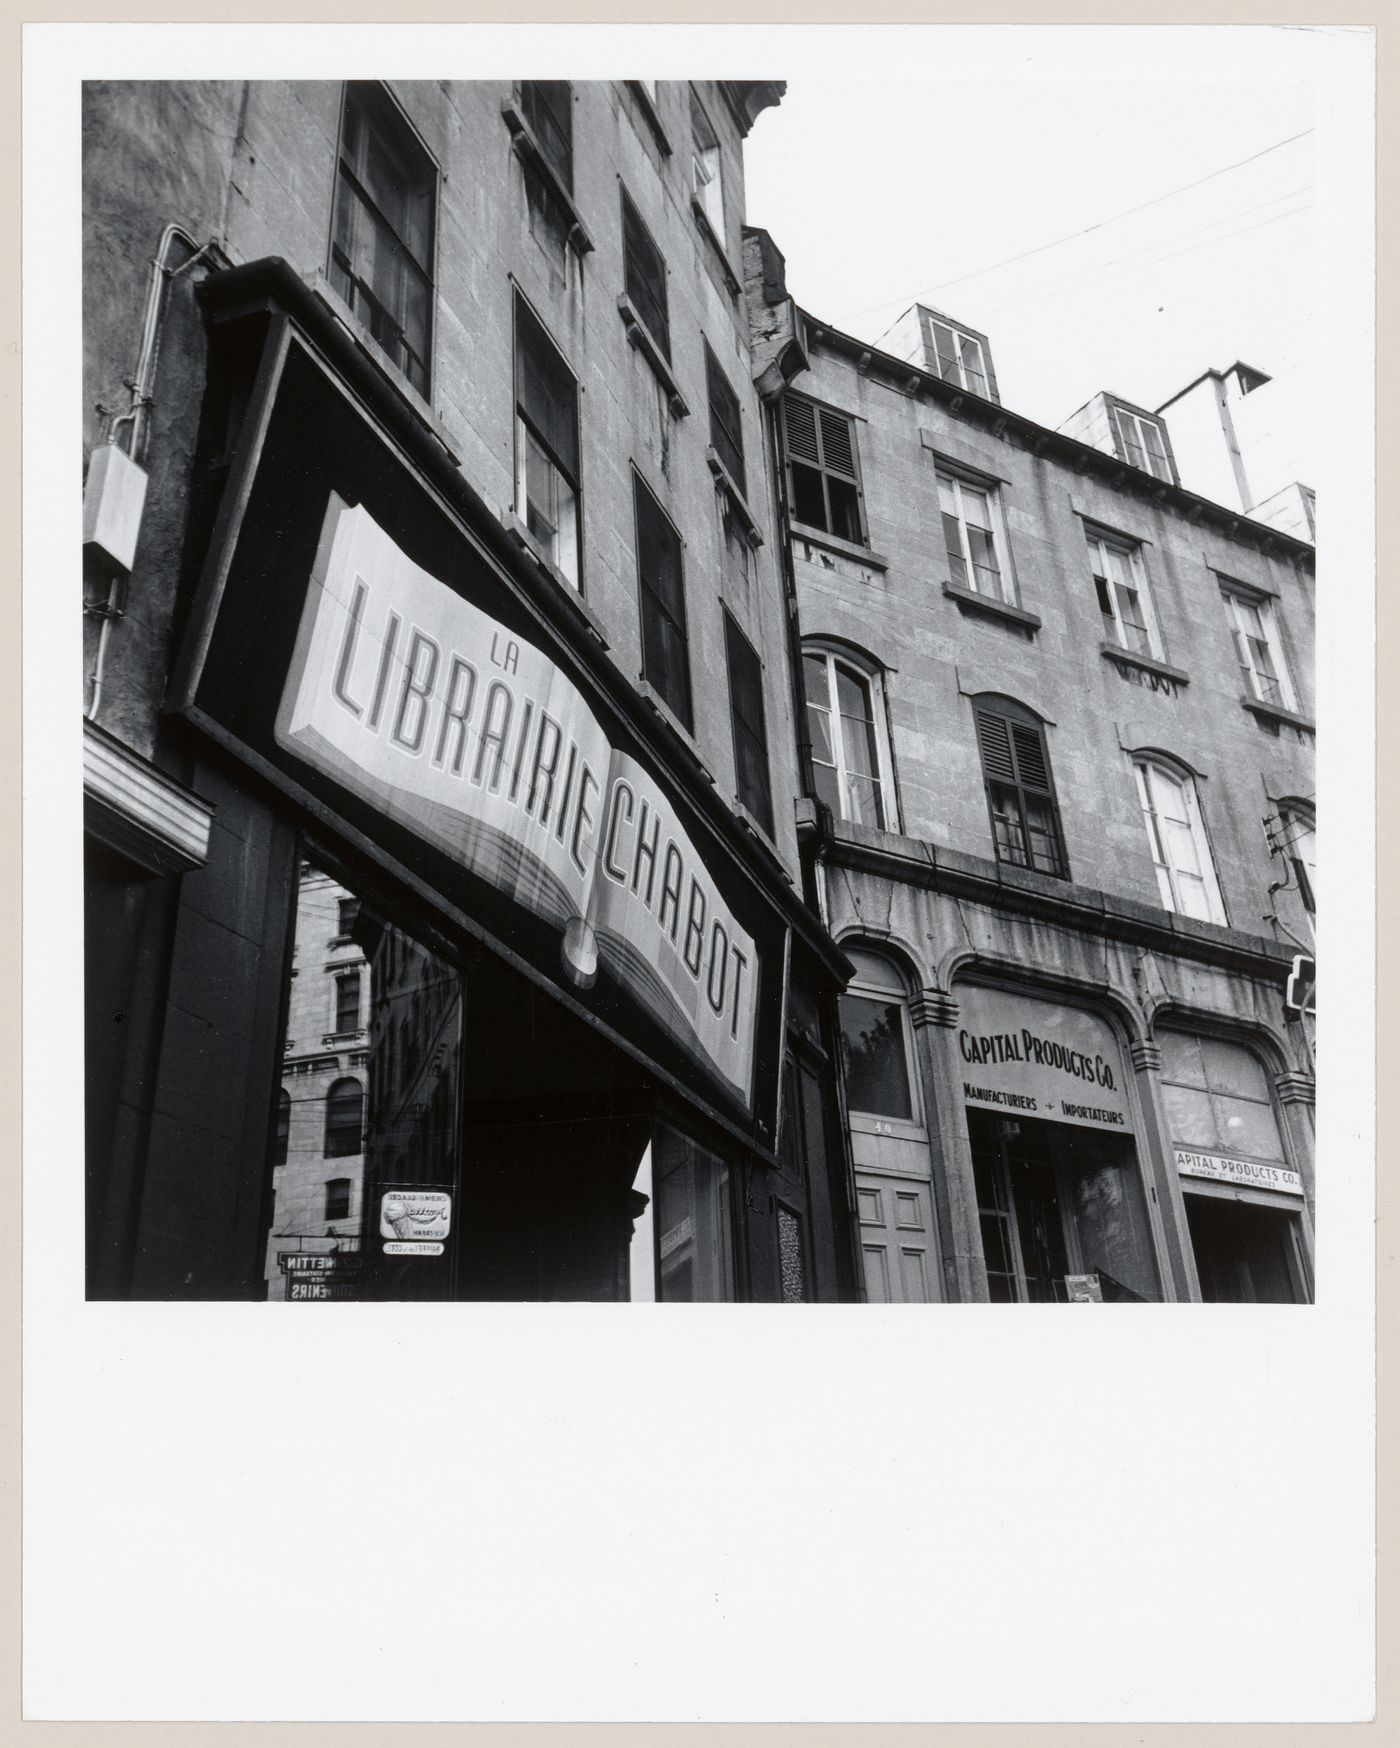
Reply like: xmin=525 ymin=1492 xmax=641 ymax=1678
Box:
xmin=653 ymin=1124 xmax=735 ymax=1302
xmin=262 ymin=857 xmax=464 ymax=1303
xmin=1158 ymin=1031 xmax=1286 ymax=1165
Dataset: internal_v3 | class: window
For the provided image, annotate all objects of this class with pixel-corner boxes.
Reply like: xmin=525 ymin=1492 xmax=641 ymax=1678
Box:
xmin=324 ymin=1078 xmax=364 ymax=1159
xmin=1133 ymin=758 xmax=1226 ymax=924
xmin=324 ymin=1177 xmax=352 ymax=1222
xmin=273 ymin=1088 xmax=290 ymax=1167
xmin=329 ymin=82 xmax=435 ymax=397
xmin=1159 ymin=1032 xmax=1286 ymax=1166
xmin=838 ymin=948 xmax=918 ymax=1123
xmin=654 ymin=1125 xmax=735 ymax=1301
xmin=928 ymin=317 xmax=990 ymax=397
xmin=690 ymin=95 xmax=725 ymax=239
xmin=704 ymin=344 xmax=746 ymax=498
xmin=634 ymin=474 xmax=692 ymax=730
xmin=1222 ymin=587 xmax=1296 ymax=710
xmin=781 ymin=396 xmax=866 ymax=545
xmin=938 ymin=468 xmax=1012 ymax=600
xmin=334 ymin=970 xmax=361 ymax=1035
xmin=973 ymin=699 xmax=1068 ymax=879
xmin=520 ymin=81 xmax=573 ymax=192
xmin=803 ymin=644 xmax=897 ymax=831
xmin=336 ymin=897 xmax=359 ymax=939
xmin=1087 ymin=529 xmax=1163 ymax=660
xmin=621 ymin=188 xmax=671 ymax=362
xmin=1112 ymin=406 xmax=1173 ymax=482
xmin=723 ymin=610 xmax=774 ymax=834
xmin=514 ymin=294 xmax=581 ymax=588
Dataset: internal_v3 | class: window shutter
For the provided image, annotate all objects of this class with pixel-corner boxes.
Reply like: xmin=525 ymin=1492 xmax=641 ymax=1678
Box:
xmin=515 ymin=297 xmax=579 ymax=481
xmin=975 ymin=710 xmax=1016 ymax=784
xmin=783 ymin=396 xmax=821 ymax=466
xmin=1009 ymin=723 xmax=1051 ymax=792
xmin=705 ymin=346 xmax=746 ymax=497
xmin=819 ymin=407 xmax=857 ymax=479
xmin=521 ymin=81 xmax=573 ymax=191
xmin=622 ymin=192 xmax=670 ymax=361
xmin=724 ymin=611 xmax=774 ymax=834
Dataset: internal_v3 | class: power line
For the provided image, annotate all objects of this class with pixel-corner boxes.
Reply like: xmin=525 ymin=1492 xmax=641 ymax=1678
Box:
xmin=858 ymin=126 xmax=1315 ymax=331
xmin=971 ymin=184 xmax=1312 ymax=317
xmin=976 ymin=200 xmax=1313 ymax=320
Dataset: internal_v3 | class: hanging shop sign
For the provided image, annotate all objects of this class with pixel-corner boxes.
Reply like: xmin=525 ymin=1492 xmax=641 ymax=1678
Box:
xmin=171 ymin=313 xmax=788 ymax=1146
xmin=278 ymin=497 xmax=758 ymax=1109
xmin=378 ymin=1186 xmax=454 ymax=1256
xmin=955 ymin=984 xmax=1134 ymax=1133
xmin=1174 ymin=1147 xmax=1303 ymax=1197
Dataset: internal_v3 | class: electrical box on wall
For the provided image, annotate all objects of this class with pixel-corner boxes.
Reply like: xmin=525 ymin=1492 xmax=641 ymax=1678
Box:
xmin=83 ymin=443 xmax=148 ymax=573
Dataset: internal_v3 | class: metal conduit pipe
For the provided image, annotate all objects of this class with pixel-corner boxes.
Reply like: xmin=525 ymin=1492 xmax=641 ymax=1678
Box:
xmin=86 ymin=224 xmax=229 ymax=722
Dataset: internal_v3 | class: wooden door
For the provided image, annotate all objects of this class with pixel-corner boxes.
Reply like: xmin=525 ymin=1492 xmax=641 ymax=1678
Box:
xmin=855 ymin=1174 xmax=938 ymax=1302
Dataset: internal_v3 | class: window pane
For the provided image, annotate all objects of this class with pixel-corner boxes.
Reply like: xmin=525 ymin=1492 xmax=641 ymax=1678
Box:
xmin=942 ymin=513 xmax=970 ymax=586
xmin=1200 ymin=1037 xmax=1272 ymax=1102
xmin=654 ymin=1126 xmax=734 ymax=1301
xmin=622 ymin=192 xmax=670 ymax=361
xmin=1214 ymin=1094 xmax=1285 ymax=1162
xmin=1162 ymin=1081 xmax=1217 ymax=1149
xmin=515 ymin=296 xmax=579 ymax=480
xmin=1159 ymin=1029 xmax=1207 ymax=1088
xmin=635 ymin=477 xmax=692 ymax=729
xmin=828 ymin=478 xmax=864 ymax=545
xmin=839 ymin=993 xmax=914 ymax=1119
xmin=263 ymin=861 xmax=464 ymax=1302
xmin=521 ymin=81 xmax=574 ymax=192
xmin=792 ymin=462 xmax=828 ymax=529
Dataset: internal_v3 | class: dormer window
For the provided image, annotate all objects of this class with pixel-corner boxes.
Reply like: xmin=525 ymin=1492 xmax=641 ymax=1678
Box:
xmin=928 ymin=318 xmax=990 ymax=397
xmin=1111 ymin=404 xmax=1175 ymax=483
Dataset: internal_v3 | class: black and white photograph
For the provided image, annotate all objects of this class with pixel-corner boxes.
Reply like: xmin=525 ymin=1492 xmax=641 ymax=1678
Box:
xmin=23 ymin=16 xmax=1376 ymax=1728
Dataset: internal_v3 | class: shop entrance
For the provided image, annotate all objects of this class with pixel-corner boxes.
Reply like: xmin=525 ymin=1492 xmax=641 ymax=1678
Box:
xmin=1184 ymin=1192 xmax=1307 ymax=1303
xmin=967 ymin=1109 xmax=1158 ymax=1302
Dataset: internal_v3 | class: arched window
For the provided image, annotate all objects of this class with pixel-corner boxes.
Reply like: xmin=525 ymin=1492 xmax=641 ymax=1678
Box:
xmin=1132 ymin=756 xmax=1226 ymax=924
xmin=972 ymin=695 xmax=1068 ymax=879
xmin=272 ymin=1088 xmax=290 ymax=1167
xmin=324 ymin=1078 xmax=364 ymax=1159
xmin=837 ymin=947 xmax=919 ymax=1124
xmin=802 ymin=643 xmax=897 ymax=831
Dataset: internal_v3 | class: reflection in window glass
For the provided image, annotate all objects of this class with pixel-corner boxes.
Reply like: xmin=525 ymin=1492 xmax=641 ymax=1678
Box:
xmin=262 ymin=859 xmax=463 ymax=1302
xmin=654 ymin=1125 xmax=734 ymax=1302
xmin=839 ymin=992 xmax=913 ymax=1120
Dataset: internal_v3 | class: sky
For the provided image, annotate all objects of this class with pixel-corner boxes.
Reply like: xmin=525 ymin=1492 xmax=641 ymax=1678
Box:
xmin=741 ymin=58 xmax=1316 ymax=449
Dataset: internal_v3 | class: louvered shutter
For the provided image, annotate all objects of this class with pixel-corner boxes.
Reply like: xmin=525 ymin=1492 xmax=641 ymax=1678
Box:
xmin=705 ymin=347 xmax=747 ymax=498
xmin=783 ymin=396 xmax=821 ymax=467
xmin=975 ymin=710 xmax=1016 ymax=783
xmin=818 ymin=407 xmax=858 ymax=479
xmin=1009 ymin=722 xmax=1051 ymax=792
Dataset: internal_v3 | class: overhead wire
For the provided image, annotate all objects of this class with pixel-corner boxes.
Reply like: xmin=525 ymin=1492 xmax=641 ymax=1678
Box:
xmin=857 ymin=126 xmax=1315 ymax=332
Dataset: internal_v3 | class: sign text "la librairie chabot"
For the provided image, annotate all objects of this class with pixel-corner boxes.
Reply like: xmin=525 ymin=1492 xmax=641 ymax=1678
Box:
xmin=276 ymin=498 xmax=759 ymax=1109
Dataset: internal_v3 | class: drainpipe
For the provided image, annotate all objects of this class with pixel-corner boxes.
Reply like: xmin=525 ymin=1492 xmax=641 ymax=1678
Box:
xmin=85 ymin=225 xmax=230 ymax=723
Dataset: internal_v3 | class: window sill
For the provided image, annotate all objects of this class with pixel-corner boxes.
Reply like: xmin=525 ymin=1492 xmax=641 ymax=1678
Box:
xmin=499 ymin=507 xmax=611 ymax=650
xmin=942 ymin=582 xmax=1041 ymax=633
xmin=634 ymin=680 xmax=716 ymax=787
xmin=730 ymin=799 xmax=790 ymax=881
xmin=1241 ymin=695 xmax=1315 ymax=734
xmin=1100 ymin=643 xmax=1190 ymax=686
xmin=303 ymin=271 xmax=460 ymax=467
xmin=689 ymin=193 xmax=741 ymax=296
xmin=501 ymin=99 xmax=595 ymax=255
xmin=626 ymin=81 xmax=672 ymax=153
xmin=616 ymin=294 xmax=689 ymax=417
xmin=321 ymin=1031 xmax=363 ymax=1047
xmin=789 ymin=520 xmax=889 ymax=571
xmin=706 ymin=448 xmax=765 ymax=548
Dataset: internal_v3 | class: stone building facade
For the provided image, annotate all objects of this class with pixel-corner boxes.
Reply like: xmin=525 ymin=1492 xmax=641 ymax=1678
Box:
xmin=746 ymin=236 xmax=1316 ymax=1302
xmin=82 ymin=79 xmax=857 ymax=1302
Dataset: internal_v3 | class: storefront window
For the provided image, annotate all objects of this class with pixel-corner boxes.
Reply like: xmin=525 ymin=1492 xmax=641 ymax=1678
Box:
xmin=1159 ymin=1029 xmax=1307 ymax=1303
xmin=653 ymin=1125 xmax=735 ymax=1301
xmin=262 ymin=858 xmax=463 ymax=1302
xmin=1159 ymin=1032 xmax=1284 ymax=1162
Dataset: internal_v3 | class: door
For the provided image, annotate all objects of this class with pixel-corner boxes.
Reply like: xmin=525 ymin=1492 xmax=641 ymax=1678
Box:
xmin=855 ymin=1174 xmax=938 ymax=1302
